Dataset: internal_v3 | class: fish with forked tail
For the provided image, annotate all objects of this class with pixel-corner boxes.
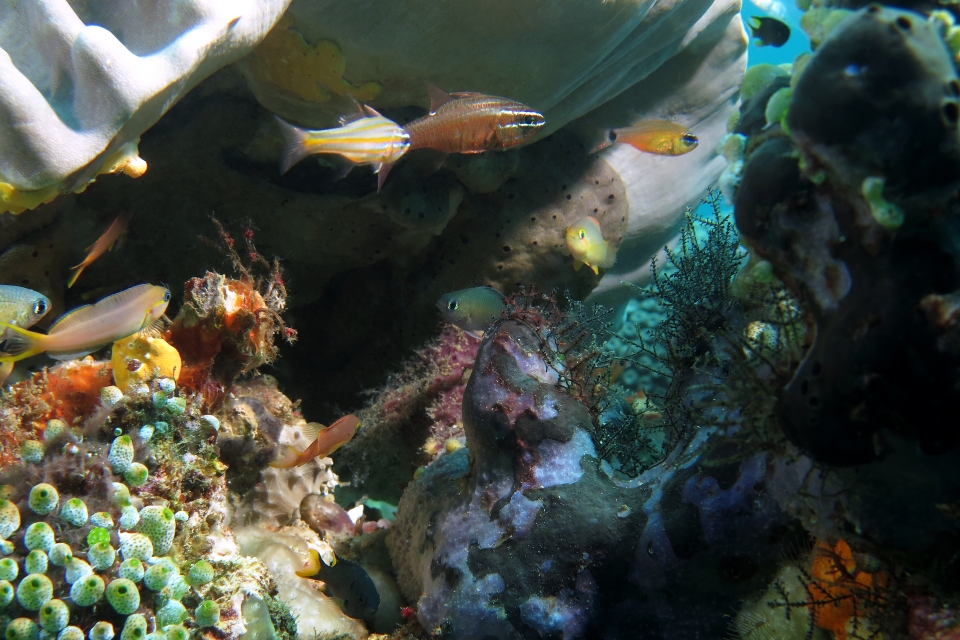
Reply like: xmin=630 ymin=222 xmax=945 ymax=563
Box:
xmin=0 ymin=284 xmax=170 ymax=363
xmin=275 ymin=106 xmax=410 ymax=191
xmin=270 ymin=414 xmax=361 ymax=468
xmin=0 ymin=285 xmax=52 ymax=384
xmin=598 ymin=119 xmax=699 ymax=156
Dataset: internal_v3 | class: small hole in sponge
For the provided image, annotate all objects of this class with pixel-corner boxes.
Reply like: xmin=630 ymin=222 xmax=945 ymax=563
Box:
xmin=948 ymin=80 xmax=960 ymax=97
xmin=943 ymin=101 xmax=959 ymax=126
xmin=895 ymin=15 xmax=911 ymax=30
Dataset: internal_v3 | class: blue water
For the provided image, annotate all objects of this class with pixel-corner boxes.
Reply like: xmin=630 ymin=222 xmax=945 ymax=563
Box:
xmin=743 ymin=0 xmax=809 ymax=67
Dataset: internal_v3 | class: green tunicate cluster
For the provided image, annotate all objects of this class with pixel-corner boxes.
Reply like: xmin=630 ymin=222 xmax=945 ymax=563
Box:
xmin=87 ymin=543 xmax=116 ymax=571
xmin=765 ymin=87 xmax=794 ymax=131
xmin=155 ymin=601 xmax=186 ymax=629
xmin=5 ymin=618 xmax=39 ymax=640
xmin=89 ymin=513 xmax=113 ymax=529
xmin=105 ymin=579 xmax=139 ymax=615
xmin=118 ymin=559 xmax=145 ymax=583
xmin=37 ymin=600 xmax=69 ymax=633
xmin=123 ymin=464 xmax=149 ymax=488
xmin=108 ymin=437 xmax=135 ymax=474
xmin=194 ymin=601 xmax=220 ymax=628
xmin=0 ymin=581 xmax=13 ymax=607
xmin=137 ymin=507 xmax=175 ymax=555
xmin=118 ymin=534 xmax=153 ymax=562
xmin=15 ymin=574 xmax=53 ymax=610
xmin=740 ymin=63 xmax=790 ymax=102
xmin=56 ymin=627 xmax=83 ymax=640
xmin=119 ymin=616 xmax=146 ymax=640
xmin=63 ymin=559 xmax=91 ymax=585
xmin=100 ymin=386 xmax=124 ymax=407
xmin=109 ymin=483 xmax=131 ymax=508
xmin=68 ymin=574 xmax=104 ymax=607
xmin=800 ymin=7 xmax=854 ymax=48
xmin=20 ymin=441 xmax=44 ymax=465
xmin=118 ymin=507 xmax=139 ymax=531
xmin=862 ymin=176 xmax=905 ymax=230
xmin=0 ymin=501 xmax=20 ymax=540
xmin=151 ymin=393 xmax=167 ymax=409
xmin=162 ymin=576 xmax=189 ymax=602
xmin=0 ymin=559 xmax=18 ymax=582
xmin=24 ymin=551 xmax=47 ymax=575
xmin=187 ymin=561 xmax=214 ymax=587
xmin=163 ymin=398 xmax=186 ymax=416
xmin=86 ymin=528 xmax=110 ymax=548
xmin=199 ymin=415 xmax=219 ymax=431
xmin=27 ymin=485 xmax=58 ymax=516
xmin=88 ymin=621 xmax=113 ymax=640
xmin=48 ymin=544 xmax=72 ymax=567
xmin=59 ymin=499 xmax=88 ymax=527
xmin=42 ymin=420 xmax=65 ymax=442
xmin=23 ymin=524 xmax=54 ymax=553
xmin=157 ymin=379 xmax=176 ymax=394
xmin=162 ymin=627 xmax=186 ymax=640
xmin=142 ymin=564 xmax=173 ymax=592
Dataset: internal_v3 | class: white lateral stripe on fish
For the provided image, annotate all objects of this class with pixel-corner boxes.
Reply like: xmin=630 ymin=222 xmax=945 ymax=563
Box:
xmin=0 ymin=284 xmax=170 ymax=363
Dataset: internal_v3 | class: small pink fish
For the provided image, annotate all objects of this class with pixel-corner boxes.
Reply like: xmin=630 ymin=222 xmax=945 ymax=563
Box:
xmin=68 ymin=212 xmax=132 ymax=288
xmin=270 ymin=414 xmax=361 ymax=468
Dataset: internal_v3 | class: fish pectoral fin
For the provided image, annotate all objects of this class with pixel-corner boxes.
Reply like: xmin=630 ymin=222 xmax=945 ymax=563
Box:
xmin=590 ymin=264 xmax=600 ymax=276
xmin=301 ymin=422 xmax=327 ymax=441
xmin=425 ymin=82 xmax=453 ymax=114
xmin=423 ymin=152 xmax=448 ymax=176
xmin=295 ymin=549 xmax=323 ymax=578
xmin=573 ymin=260 xmax=582 ymax=272
xmin=269 ymin=444 xmax=305 ymax=469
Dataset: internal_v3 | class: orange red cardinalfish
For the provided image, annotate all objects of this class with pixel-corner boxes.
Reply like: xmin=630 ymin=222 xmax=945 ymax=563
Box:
xmin=270 ymin=414 xmax=361 ymax=469
xmin=596 ymin=119 xmax=699 ymax=156
xmin=67 ymin=212 xmax=132 ymax=288
xmin=404 ymin=84 xmax=545 ymax=155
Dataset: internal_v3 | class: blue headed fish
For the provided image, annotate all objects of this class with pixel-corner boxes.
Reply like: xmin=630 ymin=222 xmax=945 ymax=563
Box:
xmin=276 ymin=106 xmax=410 ymax=191
xmin=436 ymin=286 xmax=506 ymax=338
xmin=296 ymin=549 xmax=380 ymax=620
xmin=405 ymin=84 xmax=545 ymax=156
xmin=0 ymin=285 xmax=52 ymax=384
xmin=0 ymin=284 xmax=170 ymax=363
xmin=566 ymin=216 xmax=616 ymax=275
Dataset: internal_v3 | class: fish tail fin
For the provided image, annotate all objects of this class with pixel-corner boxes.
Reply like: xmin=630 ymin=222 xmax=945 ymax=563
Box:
xmin=0 ymin=323 xmax=45 ymax=363
xmin=269 ymin=444 xmax=304 ymax=469
xmin=66 ymin=263 xmax=87 ymax=289
xmin=295 ymin=549 xmax=323 ymax=577
xmin=597 ymin=243 xmax=618 ymax=270
xmin=376 ymin=162 xmax=396 ymax=192
xmin=276 ymin=117 xmax=313 ymax=174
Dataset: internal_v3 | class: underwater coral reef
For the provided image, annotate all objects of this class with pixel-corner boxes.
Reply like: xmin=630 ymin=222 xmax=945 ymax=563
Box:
xmin=2 ymin=0 xmax=960 ymax=639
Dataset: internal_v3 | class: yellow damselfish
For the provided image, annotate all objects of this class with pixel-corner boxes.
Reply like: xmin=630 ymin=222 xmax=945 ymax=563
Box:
xmin=565 ymin=216 xmax=616 ymax=275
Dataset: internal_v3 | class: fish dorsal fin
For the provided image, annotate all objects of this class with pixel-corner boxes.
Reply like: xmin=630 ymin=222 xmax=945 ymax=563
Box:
xmin=426 ymin=82 xmax=453 ymax=114
xmin=362 ymin=104 xmax=383 ymax=118
xmin=49 ymin=284 xmax=153 ymax=334
xmin=450 ymin=91 xmax=486 ymax=99
xmin=338 ymin=97 xmax=367 ymax=126
xmin=587 ymin=216 xmax=601 ymax=227
xmin=302 ymin=422 xmax=326 ymax=441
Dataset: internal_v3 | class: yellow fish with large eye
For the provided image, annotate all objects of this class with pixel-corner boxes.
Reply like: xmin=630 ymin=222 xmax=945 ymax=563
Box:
xmin=565 ymin=216 xmax=616 ymax=275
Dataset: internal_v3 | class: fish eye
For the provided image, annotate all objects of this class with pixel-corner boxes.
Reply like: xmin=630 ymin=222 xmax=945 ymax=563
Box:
xmin=682 ymin=133 xmax=698 ymax=145
xmin=579 ymin=230 xmax=586 ymax=240
xmin=163 ymin=291 xmax=171 ymax=302
xmin=447 ymin=300 xmax=458 ymax=311
xmin=523 ymin=115 xmax=538 ymax=126
xmin=359 ymin=596 xmax=365 ymax=604
xmin=33 ymin=300 xmax=47 ymax=315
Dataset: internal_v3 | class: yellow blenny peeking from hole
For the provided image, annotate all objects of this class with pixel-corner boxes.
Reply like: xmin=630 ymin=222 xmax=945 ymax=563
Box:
xmin=565 ymin=216 xmax=617 ymax=275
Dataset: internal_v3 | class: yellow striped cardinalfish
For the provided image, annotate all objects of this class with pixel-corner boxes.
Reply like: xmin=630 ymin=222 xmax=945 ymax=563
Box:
xmin=598 ymin=119 xmax=699 ymax=156
xmin=436 ymin=286 xmax=506 ymax=338
xmin=270 ymin=414 xmax=361 ymax=469
xmin=405 ymin=84 xmax=545 ymax=155
xmin=275 ymin=106 xmax=410 ymax=192
xmin=0 ymin=284 xmax=170 ymax=363
xmin=0 ymin=285 xmax=52 ymax=384
xmin=566 ymin=216 xmax=617 ymax=275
